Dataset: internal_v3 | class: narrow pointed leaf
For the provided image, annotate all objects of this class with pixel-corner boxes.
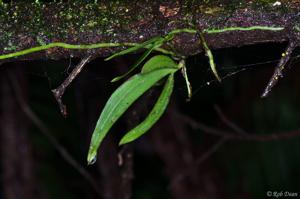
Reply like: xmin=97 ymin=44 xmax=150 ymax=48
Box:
xmin=111 ymin=42 xmax=162 ymax=82
xmin=141 ymin=55 xmax=178 ymax=73
xmin=87 ymin=68 xmax=177 ymax=164
xmin=105 ymin=36 xmax=162 ymax=61
xmin=180 ymin=60 xmax=192 ymax=101
xmin=199 ymin=32 xmax=221 ymax=82
xmin=119 ymin=74 xmax=174 ymax=145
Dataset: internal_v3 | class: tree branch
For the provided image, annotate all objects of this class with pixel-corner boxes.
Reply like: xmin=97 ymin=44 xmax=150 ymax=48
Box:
xmin=0 ymin=1 xmax=299 ymax=63
xmin=178 ymin=112 xmax=300 ymax=142
xmin=52 ymin=55 xmax=93 ymax=117
xmin=8 ymin=73 xmax=102 ymax=197
xmin=261 ymin=40 xmax=297 ymax=97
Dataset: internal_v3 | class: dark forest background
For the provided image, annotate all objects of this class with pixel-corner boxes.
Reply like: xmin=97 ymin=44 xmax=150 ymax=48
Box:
xmin=1 ymin=1 xmax=300 ymax=199
xmin=1 ymin=42 xmax=300 ymax=199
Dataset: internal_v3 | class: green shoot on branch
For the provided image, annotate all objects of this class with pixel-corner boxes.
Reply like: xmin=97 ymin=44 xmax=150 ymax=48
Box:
xmin=109 ymin=34 xmax=175 ymax=82
xmin=199 ymin=32 xmax=221 ymax=82
xmin=110 ymin=37 xmax=166 ymax=82
xmin=87 ymin=56 xmax=181 ymax=165
xmin=180 ymin=60 xmax=192 ymax=101
xmin=119 ymin=74 xmax=175 ymax=145
xmin=0 ymin=26 xmax=283 ymax=61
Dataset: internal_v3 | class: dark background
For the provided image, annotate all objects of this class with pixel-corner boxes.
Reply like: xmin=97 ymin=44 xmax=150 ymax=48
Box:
xmin=1 ymin=1 xmax=300 ymax=199
xmin=1 ymin=41 xmax=300 ymax=199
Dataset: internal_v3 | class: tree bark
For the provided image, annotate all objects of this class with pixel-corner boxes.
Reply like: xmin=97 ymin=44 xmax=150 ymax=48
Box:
xmin=0 ymin=0 xmax=299 ymax=64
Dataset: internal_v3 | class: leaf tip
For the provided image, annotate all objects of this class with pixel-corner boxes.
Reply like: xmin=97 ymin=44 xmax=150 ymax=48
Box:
xmin=111 ymin=77 xmax=119 ymax=82
xmin=87 ymin=150 xmax=97 ymax=165
xmin=104 ymin=56 xmax=112 ymax=61
xmin=215 ymin=74 xmax=222 ymax=82
xmin=118 ymin=137 xmax=130 ymax=146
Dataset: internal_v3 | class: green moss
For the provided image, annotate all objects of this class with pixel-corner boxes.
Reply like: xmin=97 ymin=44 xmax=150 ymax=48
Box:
xmin=0 ymin=1 xmax=295 ymax=57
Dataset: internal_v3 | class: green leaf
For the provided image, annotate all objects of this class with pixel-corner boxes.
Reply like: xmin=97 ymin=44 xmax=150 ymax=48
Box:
xmin=180 ymin=60 xmax=192 ymax=101
xmin=111 ymin=41 xmax=162 ymax=82
xmin=119 ymin=74 xmax=174 ymax=145
xmin=105 ymin=36 xmax=163 ymax=61
xmin=87 ymin=68 xmax=177 ymax=164
xmin=199 ymin=32 xmax=221 ymax=82
xmin=141 ymin=55 xmax=178 ymax=73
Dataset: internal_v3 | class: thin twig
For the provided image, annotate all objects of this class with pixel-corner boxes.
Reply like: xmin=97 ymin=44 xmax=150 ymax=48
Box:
xmin=119 ymin=145 xmax=134 ymax=199
xmin=170 ymin=138 xmax=227 ymax=187
xmin=170 ymin=109 xmax=300 ymax=186
xmin=52 ymin=55 xmax=93 ymax=117
xmin=214 ymin=105 xmax=247 ymax=135
xmin=9 ymin=74 xmax=101 ymax=197
xmin=179 ymin=113 xmax=300 ymax=141
xmin=196 ymin=138 xmax=227 ymax=165
xmin=261 ymin=41 xmax=296 ymax=98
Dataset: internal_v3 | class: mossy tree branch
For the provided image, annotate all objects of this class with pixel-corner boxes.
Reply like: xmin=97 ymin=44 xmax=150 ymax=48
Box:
xmin=0 ymin=0 xmax=299 ymax=64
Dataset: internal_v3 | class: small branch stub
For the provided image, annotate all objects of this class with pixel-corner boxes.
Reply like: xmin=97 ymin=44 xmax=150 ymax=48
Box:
xmin=261 ymin=41 xmax=296 ymax=98
xmin=52 ymin=55 xmax=93 ymax=117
